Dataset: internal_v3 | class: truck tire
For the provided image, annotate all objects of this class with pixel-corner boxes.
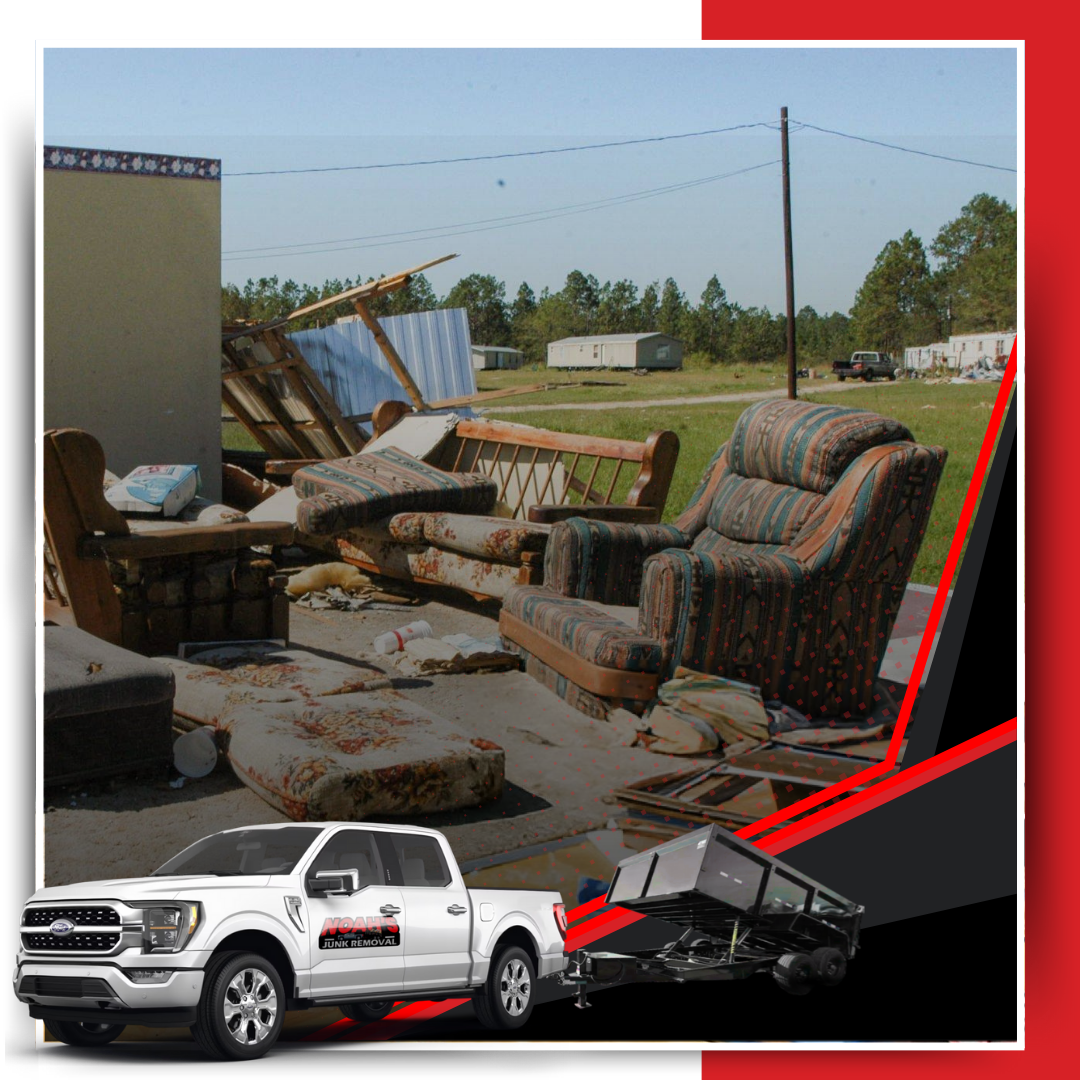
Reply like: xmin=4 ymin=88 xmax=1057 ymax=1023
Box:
xmin=838 ymin=375 xmax=846 ymax=382
xmin=474 ymin=945 xmax=536 ymax=1030
xmin=43 ymin=1019 xmax=125 ymax=1046
xmin=339 ymin=1000 xmax=395 ymax=1023
xmin=191 ymin=950 xmax=285 ymax=1061
xmin=810 ymin=946 xmax=848 ymax=986
xmin=863 ymin=371 xmax=874 ymax=382
xmin=888 ymin=371 xmax=896 ymax=381
xmin=772 ymin=952 xmax=815 ymax=996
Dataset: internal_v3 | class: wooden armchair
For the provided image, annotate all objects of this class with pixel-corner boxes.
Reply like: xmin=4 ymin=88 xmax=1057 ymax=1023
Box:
xmin=44 ymin=428 xmax=295 ymax=655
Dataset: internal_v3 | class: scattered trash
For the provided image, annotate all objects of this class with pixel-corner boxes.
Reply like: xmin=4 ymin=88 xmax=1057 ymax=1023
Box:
xmin=920 ymin=404 xmax=937 ymax=410
xmin=169 ymin=776 xmax=186 ymax=789
xmin=393 ymin=632 xmax=518 ymax=675
xmin=287 ymin=562 xmax=371 ymax=597
xmin=104 ymin=464 xmax=200 ymax=517
xmin=374 ymin=619 xmax=434 ymax=655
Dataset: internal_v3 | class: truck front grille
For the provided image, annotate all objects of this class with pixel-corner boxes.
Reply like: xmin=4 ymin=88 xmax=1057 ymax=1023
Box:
xmin=22 ymin=932 xmax=121 ymax=952
xmin=22 ymin=906 xmax=121 ymax=927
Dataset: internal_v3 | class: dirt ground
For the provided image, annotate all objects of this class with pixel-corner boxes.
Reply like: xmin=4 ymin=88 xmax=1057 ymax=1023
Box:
xmin=43 ymin=591 xmax=704 ymax=887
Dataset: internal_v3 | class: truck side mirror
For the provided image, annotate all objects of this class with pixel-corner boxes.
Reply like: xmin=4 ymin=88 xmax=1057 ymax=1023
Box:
xmin=311 ymin=869 xmax=359 ymax=895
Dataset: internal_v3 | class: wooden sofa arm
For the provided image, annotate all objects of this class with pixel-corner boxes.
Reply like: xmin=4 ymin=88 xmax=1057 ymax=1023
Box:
xmin=265 ymin=458 xmax=328 ymax=476
xmin=79 ymin=521 xmax=295 ymax=559
xmin=527 ymin=504 xmax=661 ymax=525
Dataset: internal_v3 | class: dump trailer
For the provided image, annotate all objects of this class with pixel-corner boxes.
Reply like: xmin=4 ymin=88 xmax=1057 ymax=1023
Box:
xmin=561 ymin=825 xmax=863 ymax=1004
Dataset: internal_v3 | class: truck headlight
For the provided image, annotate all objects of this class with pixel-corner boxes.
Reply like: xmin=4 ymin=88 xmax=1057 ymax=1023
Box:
xmin=131 ymin=902 xmax=199 ymax=953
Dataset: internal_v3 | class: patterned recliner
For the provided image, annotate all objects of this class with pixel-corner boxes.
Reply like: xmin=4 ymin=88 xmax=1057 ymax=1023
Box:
xmin=499 ymin=399 xmax=947 ymax=722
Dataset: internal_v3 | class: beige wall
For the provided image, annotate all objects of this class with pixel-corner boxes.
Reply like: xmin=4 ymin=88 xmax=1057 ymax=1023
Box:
xmin=44 ymin=165 xmax=222 ymax=498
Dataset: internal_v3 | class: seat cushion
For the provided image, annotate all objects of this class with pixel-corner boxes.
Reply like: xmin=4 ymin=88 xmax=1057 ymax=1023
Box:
xmin=417 ymin=512 xmax=551 ymax=563
xmin=727 ymin=399 xmax=913 ymax=494
xmin=706 ymin=472 xmax=824 ymax=545
xmin=293 ymin=448 xmax=497 ymax=535
xmin=502 ymin=586 xmax=662 ymax=673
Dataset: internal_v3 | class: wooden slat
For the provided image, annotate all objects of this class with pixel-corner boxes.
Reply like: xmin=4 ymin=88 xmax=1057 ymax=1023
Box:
xmin=287 ymin=254 xmax=458 ymax=320
xmin=603 ymin=458 xmax=624 ymax=504
xmin=427 ymin=383 xmax=550 ymax=409
xmin=81 ymin=522 xmax=295 ymax=560
xmin=454 ymin=419 xmax=647 ymax=462
xmin=496 ymin=444 xmax=522 ymax=502
xmin=559 ymin=452 xmax=582 ymax=505
xmin=580 ymin=454 xmax=605 ymax=506
xmin=510 ymin=447 xmax=542 ymax=518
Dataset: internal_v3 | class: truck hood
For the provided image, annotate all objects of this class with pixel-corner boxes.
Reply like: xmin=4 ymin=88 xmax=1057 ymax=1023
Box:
xmin=24 ymin=875 xmax=273 ymax=903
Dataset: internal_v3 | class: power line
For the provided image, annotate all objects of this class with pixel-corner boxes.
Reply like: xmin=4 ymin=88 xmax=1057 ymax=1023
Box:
xmin=222 ymin=122 xmax=773 ymax=177
xmin=795 ymin=120 xmax=1017 ymax=173
xmin=224 ymin=162 xmax=779 ymax=256
xmin=221 ymin=160 xmax=780 ymax=263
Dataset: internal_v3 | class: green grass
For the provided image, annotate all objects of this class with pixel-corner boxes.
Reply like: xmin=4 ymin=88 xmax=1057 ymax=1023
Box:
xmin=224 ymin=381 xmax=1007 ymax=587
xmin=474 ymin=362 xmax=794 ymax=406
xmin=495 ymin=381 xmax=1006 ymax=586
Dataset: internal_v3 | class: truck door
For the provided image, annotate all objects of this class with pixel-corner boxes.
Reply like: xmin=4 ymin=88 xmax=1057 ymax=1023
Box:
xmin=375 ymin=831 xmax=473 ymax=991
xmin=303 ymin=827 xmax=405 ymax=999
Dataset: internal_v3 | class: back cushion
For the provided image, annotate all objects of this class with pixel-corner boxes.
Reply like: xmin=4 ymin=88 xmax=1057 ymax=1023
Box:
xmin=706 ymin=474 xmax=824 ymax=545
xmin=727 ymin=399 xmax=913 ymax=494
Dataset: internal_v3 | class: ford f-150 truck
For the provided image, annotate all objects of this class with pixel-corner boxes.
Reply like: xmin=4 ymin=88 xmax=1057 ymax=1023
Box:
xmin=832 ymin=351 xmax=898 ymax=381
xmin=14 ymin=822 xmax=568 ymax=1060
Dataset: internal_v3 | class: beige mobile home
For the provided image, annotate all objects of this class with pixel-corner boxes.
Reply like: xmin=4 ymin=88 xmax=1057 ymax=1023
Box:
xmin=547 ymin=333 xmax=683 ymax=371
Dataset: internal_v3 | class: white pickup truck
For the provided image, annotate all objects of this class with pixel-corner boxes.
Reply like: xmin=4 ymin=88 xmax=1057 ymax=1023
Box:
xmin=14 ymin=822 xmax=569 ymax=1060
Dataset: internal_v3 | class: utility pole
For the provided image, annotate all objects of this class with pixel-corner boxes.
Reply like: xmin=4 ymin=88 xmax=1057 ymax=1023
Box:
xmin=781 ymin=106 xmax=797 ymax=400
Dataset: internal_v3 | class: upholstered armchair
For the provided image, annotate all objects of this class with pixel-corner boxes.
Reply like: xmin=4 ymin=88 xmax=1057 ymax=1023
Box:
xmin=500 ymin=399 xmax=947 ymax=722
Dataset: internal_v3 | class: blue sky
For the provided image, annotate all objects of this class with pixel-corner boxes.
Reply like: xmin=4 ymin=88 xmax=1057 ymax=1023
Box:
xmin=43 ymin=47 xmax=1017 ymax=314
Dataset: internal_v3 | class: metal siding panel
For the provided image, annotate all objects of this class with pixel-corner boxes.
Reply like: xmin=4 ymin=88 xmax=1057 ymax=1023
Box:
xmin=290 ymin=308 xmax=476 ymax=418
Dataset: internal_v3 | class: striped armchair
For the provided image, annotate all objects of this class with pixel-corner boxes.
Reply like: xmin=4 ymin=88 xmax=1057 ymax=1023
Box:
xmin=500 ymin=398 xmax=947 ymax=722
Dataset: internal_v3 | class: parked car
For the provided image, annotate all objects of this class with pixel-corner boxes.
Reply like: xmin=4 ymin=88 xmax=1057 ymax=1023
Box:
xmin=14 ymin=822 xmax=568 ymax=1060
xmin=832 ymin=352 xmax=898 ymax=382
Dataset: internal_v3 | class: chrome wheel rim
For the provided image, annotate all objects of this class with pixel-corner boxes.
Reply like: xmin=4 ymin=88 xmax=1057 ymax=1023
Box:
xmin=223 ymin=967 xmax=278 ymax=1045
xmin=499 ymin=959 xmax=530 ymax=1017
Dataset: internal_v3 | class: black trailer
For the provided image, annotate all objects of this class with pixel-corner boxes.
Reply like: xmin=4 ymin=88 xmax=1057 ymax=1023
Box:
xmin=561 ymin=825 xmax=863 ymax=1005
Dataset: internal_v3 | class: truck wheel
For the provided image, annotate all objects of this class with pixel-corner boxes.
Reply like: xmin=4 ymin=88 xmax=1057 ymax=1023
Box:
xmin=838 ymin=375 xmax=846 ymax=382
xmin=43 ymin=1019 xmax=125 ymax=1046
xmin=339 ymin=1000 xmax=395 ymax=1023
xmin=474 ymin=945 xmax=536 ymax=1030
xmin=863 ymin=371 xmax=874 ymax=382
xmin=191 ymin=951 xmax=285 ymax=1061
xmin=810 ymin=947 xmax=848 ymax=986
xmin=772 ymin=952 xmax=815 ymax=996
xmin=888 ymin=371 xmax=896 ymax=381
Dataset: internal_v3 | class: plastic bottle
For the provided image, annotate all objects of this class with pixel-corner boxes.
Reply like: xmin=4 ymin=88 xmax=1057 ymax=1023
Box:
xmin=373 ymin=620 xmax=434 ymax=655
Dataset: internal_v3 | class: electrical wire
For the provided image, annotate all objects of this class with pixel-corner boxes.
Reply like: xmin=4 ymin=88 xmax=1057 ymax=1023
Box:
xmin=222 ymin=122 xmax=773 ymax=177
xmin=794 ymin=120 xmax=1017 ymax=173
xmin=221 ymin=159 xmax=780 ymax=263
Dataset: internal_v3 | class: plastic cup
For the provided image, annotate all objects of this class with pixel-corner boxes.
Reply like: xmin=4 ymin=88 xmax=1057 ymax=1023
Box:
xmin=173 ymin=726 xmax=218 ymax=778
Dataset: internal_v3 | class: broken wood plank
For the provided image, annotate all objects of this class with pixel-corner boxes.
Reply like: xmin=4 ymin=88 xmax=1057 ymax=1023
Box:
xmin=353 ymin=298 xmax=429 ymax=410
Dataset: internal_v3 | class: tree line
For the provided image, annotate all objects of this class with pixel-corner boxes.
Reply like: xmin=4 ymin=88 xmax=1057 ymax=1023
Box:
xmin=222 ymin=193 xmax=1015 ymax=365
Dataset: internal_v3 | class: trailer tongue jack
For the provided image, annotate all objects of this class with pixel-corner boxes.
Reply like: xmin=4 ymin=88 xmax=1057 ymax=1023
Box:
xmin=560 ymin=825 xmax=863 ymax=1007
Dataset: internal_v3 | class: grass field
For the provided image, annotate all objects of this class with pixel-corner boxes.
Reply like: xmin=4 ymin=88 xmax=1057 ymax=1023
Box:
xmin=223 ymin=380 xmax=1007 ymax=587
xmin=473 ymin=362 xmax=795 ymax=406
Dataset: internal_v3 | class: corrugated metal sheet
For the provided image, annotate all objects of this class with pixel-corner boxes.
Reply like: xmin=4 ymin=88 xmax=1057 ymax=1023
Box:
xmin=290 ymin=308 xmax=476 ymax=418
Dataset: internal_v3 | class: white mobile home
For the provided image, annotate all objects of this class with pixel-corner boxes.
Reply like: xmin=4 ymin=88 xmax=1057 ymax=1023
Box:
xmin=471 ymin=345 xmax=525 ymax=371
xmin=904 ymin=331 xmax=1016 ymax=371
xmin=547 ymin=333 xmax=683 ymax=371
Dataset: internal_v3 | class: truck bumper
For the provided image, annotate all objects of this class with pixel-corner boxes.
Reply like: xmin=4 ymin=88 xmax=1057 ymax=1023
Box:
xmin=14 ymin=958 xmax=206 ymax=1021
xmin=538 ymin=951 xmax=567 ymax=979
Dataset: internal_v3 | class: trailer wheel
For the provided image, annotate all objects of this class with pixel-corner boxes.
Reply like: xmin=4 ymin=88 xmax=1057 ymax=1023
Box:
xmin=474 ymin=945 xmax=536 ymax=1030
xmin=772 ymin=952 xmax=815 ymax=996
xmin=43 ymin=1019 xmax=126 ymax=1046
xmin=809 ymin=947 xmax=848 ymax=987
xmin=339 ymin=1000 xmax=395 ymax=1023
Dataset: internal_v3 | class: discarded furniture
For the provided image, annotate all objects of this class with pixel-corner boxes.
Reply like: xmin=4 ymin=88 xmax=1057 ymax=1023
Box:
xmin=157 ymin=643 xmax=505 ymax=821
xmin=294 ymin=403 xmax=680 ymax=600
xmin=44 ymin=428 xmax=294 ymax=655
xmin=500 ymin=398 xmax=947 ymax=718
xmin=44 ymin=625 xmax=175 ymax=786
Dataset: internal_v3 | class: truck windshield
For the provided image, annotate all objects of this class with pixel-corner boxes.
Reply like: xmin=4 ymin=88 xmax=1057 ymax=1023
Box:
xmin=152 ymin=826 xmax=324 ymax=877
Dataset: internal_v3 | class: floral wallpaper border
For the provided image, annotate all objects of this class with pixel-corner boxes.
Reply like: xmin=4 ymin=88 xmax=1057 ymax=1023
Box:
xmin=44 ymin=146 xmax=221 ymax=181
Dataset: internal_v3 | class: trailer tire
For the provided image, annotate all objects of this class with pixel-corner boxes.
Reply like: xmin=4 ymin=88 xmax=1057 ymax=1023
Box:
xmin=772 ymin=952 xmax=815 ymax=996
xmin=810 ymin=947 xmax=847 ymax=986
xmin=474 ymin=945 xmax=536 ymax=1030
xmin=43 ymin=1019 xmax=126 ymax=1047
xmin=339 ymin=1000 xmax=395 ymax=1023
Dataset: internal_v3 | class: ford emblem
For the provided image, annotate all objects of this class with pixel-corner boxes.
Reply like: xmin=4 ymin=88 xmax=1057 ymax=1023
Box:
xmin=49 ymin=919 xmax=74 ymax=936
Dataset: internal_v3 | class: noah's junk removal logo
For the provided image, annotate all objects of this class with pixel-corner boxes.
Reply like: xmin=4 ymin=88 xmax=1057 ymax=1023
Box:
xmin=319 ymin=916 xmax=400 ymax=949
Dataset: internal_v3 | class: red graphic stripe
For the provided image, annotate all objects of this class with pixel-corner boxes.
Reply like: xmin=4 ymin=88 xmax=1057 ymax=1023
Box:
xmin=736 ymin=343 xmax=1017 ymax=841
xmin=335 ymin=998 xmax=470 ymax=1041
xmin=759 ymin=718 xmax=1017 ymax=855
xmin=564 ymin=906 xmax=645 ymax=952
xmin=566 ymin=895 xmax=609 ymax=923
